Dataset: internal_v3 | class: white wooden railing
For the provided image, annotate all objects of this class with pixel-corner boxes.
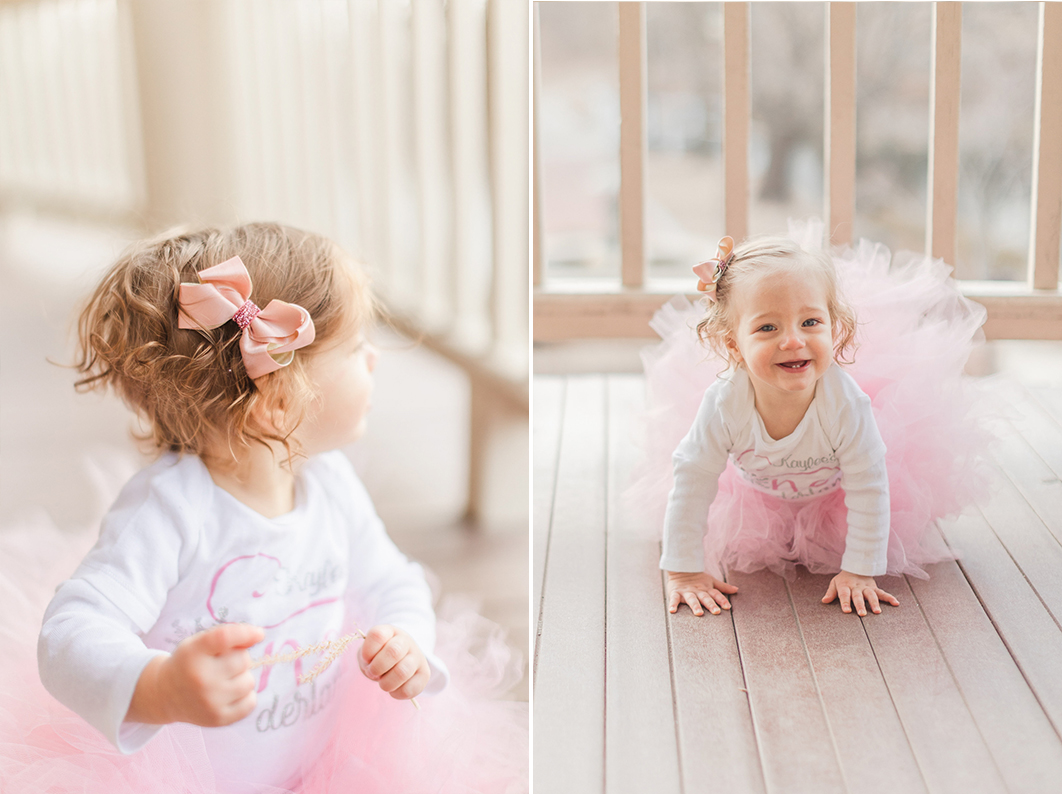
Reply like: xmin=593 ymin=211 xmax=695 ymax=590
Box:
xmin=533 ymin=1 xmax=1062 ymax=341
xmin=0 ymin=0 xmax=528 ymax=517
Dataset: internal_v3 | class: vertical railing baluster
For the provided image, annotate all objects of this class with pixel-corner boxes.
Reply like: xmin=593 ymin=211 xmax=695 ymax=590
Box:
xmin=241 ymin=1 xmax=269 ymax=217
xmin=381 ymin=0 xmax=421 ymax=309
xmin=618 ymin=1 xmax=646 ymax=288
xmin=74 ymin=3 xmax=100 ymax=202
xmin=825 ymin=2 xmax=856 ymax=247
xmin=266 ymin=0 xmax=297 ymax=225
xmin=1030 ymin=1 xmax=1062 ymax=291
xmin=350 ymin=0 xmax=384 ymax=281
xmin=487 ymin=0 xmax=529 ymax=375
xmin=37 ymin=3 xmax=67 ymax=198
xmin=322 ymin=0 xmax=345 ymax=241
xmin=115 ymin=0 xmax=147 ymax=211
xmin=926 ymin=1 xmax=962 ymax=264
xmin=296 ymin=1 xmax=330 ymax=236
xmin=532 ymin=3 xmax=543 ymax=289
xmin=412 ymin=0 xmax=453 ymax=331
xmin=254 ymin=0 xmax=281 ymax=219
xmin=322 ymin=1 xmax=353 ymax=246
xmin=96 ymin=0 xmax=117 ymax=205
xmin=60 ymin=2 xmax=87 ymax=201
xmin=0 ymin=8 xmax=21 ymax=194
xmin=326 ymin=0 xmax=361 ymax=256
xmin=449 ymin=0 xmax=493 ymax=350
xmin=17 ymin=5 xmax=46 ymax=195
xmin=128 ymin=0 xmax=241 ymax=228
xmin=723 ymin=2 xmax=749 ymax=243
xmin=226 ymin=0 xmax=254 ymax=217
xmin=295 ymin=1 xmax=321 ymax=231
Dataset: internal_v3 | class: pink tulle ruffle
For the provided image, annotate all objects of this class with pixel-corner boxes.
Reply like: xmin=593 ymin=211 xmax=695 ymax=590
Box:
xmin=0 ymin=519 xmax=528 ymax=794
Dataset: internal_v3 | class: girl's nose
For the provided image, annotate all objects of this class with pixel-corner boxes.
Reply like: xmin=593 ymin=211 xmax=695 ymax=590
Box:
xmin=779 ymin=330 xmax=806 ymax=350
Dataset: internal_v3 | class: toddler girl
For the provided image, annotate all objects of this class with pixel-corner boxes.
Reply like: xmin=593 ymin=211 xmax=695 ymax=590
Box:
xmin=643 ymin=221 xmax=991 ymax=618
xmin=7 ymin=224 xmax=525 ymax=793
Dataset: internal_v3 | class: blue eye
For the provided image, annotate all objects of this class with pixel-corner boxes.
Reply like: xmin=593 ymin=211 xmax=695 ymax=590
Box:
xmin=802 ymin=318 xmax=821 ymax=328
xmin=757 ymin=324 xmax=776 ymax=333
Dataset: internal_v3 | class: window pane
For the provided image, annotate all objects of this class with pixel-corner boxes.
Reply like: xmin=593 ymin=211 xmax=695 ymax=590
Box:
xmin=645 ymin=2 xmax=723 ymax=278
xmin=749 ymin=2 xmax=825 ymax=237
xmin=537 ymin=1 xmax=620 ymax=281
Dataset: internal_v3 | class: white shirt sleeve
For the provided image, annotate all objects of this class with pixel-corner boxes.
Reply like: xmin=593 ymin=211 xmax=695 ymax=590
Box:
xmin=826 ymin=371 xmax=890 ymax=576
xmin=37 ymin=472 xmax=193 ymax=753
xmin=331 ymin=455 xmax=450 ymax=693
xmin=827 ymin=371 xmax=887 ymax=473
xmin=38 ymin=580 xmax=169 ymax=753
xmin=839 ymin=458 xmax=891 ymax=576
xmin=659 ymin=386 xmax=732 ymax=573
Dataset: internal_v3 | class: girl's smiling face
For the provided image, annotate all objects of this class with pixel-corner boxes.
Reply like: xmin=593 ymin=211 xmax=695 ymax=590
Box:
xmin=725 ymin=266 xmax=835 ymax=400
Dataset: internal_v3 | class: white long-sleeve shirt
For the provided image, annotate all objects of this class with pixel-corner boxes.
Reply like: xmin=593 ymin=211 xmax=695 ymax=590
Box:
xmin=660 ymin=364 xmax=890 ymax=576
xmin=38 ymin=450 xmax=448 ymax=790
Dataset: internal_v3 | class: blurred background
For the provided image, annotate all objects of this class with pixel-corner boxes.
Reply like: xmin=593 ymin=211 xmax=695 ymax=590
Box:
xmin=0 ymin=0 xmax=529 ymax=699
xmin=537 ymin=1 xmax=1048 ymax=283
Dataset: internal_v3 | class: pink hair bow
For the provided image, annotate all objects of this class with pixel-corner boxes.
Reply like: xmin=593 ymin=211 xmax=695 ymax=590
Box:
xmin=178 ymin=256 xmax=316 ymax=380
xmin=692 ymin=236 xmax=735 ymax=303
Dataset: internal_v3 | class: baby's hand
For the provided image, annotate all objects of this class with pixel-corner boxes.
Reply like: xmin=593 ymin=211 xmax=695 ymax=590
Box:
xmin=130 ymin=623 xmax=264 ymax=727
xmin=359 ymin=624 xmax=431 ymax=700
xmin=666 ymin=571 xmax=739 ymax=616
xmin=822 ymin=571 xmax=900 ymax=616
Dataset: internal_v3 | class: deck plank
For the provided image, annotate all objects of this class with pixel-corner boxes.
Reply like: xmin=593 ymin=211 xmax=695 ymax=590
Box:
xmin=1009 ymin=382 xmax=1062 ymax=478
xmin=940 ymin=509 xmax=1062 ymax=737
xmin=669 ymin=591 xmax=765 ymax=793
xmin=977 ymin=460 xmax=1062 ymax=626
xmin=859 ymin=574 xmax=1007 ymax=793
xmin=991 ymin=419 xmax=1062 ymax=546
xmin=605 ymin=375 xmax=682 ymax=793
xmin=534 ymin=376 xmax=608 ymax=793
xmin=909 ymin=554 xmax=1062 ymax=792
xmin=1028 ymin=385 xmax=1062 ymax=431
xmin=785 ymin=570 xmax=927 ymax=794
xmin=533 ymin=376 xmax=564 ymax=646
xmin=729 ymin=569 xmax=846 ymax=794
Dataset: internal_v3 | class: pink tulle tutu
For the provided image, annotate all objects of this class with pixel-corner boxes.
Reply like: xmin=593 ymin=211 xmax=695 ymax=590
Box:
xmin=0 ymin=519 xmax=528 ymax=794
xmin=636 ymin=220 xmax=995 ymax=580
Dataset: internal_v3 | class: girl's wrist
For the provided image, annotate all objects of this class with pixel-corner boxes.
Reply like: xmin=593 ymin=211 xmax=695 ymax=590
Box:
xmin=127 ymin=654 xmax=173 ymax=725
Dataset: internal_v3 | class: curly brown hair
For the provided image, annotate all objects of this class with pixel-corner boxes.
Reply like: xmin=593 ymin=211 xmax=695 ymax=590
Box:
xmin=74 ymin=222 xmax=374 ymax=467
xmin=695 ymin=236 xmax=857 ymax=368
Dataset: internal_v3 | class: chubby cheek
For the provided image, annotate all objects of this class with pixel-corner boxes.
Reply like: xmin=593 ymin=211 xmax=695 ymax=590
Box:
xmin=317 ymin=384 xmax=367 ymax=438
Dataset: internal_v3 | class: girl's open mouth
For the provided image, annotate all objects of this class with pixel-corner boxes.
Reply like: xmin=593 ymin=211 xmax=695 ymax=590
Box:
xmin=777 ymin=360 xmax=810 ymax=371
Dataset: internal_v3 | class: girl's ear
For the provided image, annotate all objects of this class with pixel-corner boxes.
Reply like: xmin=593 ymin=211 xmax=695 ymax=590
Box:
xmin=724 ymin=333 xmax=743 ymax=365
xmin=248 ymin=385 xmax=288 ymax=436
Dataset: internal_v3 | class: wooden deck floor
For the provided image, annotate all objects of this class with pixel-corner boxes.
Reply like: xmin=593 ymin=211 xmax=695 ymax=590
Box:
xmin=534 ymin=372 xmax=1062 ymax=794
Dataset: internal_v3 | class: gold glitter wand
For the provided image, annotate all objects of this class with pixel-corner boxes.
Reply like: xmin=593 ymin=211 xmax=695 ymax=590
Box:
xmin=250 ymin=630 xmax=420 ymax=710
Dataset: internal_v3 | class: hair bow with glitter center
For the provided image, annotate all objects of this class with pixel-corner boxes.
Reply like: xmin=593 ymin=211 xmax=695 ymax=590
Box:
xmin=692 ymin=236 xmax=736 ymax=303
xmin=178 ymin=256 xmax=316 ymax=379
